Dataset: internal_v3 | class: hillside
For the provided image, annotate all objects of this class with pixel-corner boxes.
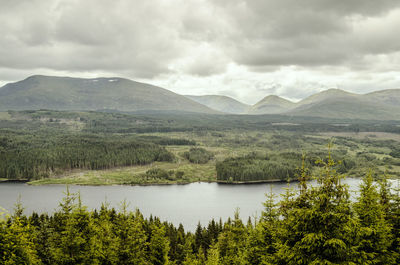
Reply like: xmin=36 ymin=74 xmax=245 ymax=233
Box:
xmin=248 ymin=95 xmax=295 ymax=114
xmin=295 ymin=88 xmax=358 ymax=107
xmin=185 ymin=95 xmax=250 ymax=114
xmin=363 ymin=89 xmax=400 ymax=107
xmin=0 ymin=75 xmax=217 ymax=113
xmin=286 ymin=88 xmax=400 ymax=120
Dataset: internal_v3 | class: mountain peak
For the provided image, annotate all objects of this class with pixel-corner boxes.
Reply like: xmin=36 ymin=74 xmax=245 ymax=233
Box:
xmin=258 ymin=95 xmax=293 ymax=103
xmin=0 ymin=75 xmax=218 ymax=113
xmin=249 ymin=95 xmax=295 ymax=114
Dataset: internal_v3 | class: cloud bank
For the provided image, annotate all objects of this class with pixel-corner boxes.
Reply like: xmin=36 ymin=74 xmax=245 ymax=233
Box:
xmin=1 ymin=0 xmax=400 ymax=103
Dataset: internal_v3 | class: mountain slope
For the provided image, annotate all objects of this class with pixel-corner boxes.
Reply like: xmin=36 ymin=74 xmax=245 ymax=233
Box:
xmin=363 ymin=89 xmax=400 ymax=107
xmin=286 ymin=89 xmax=400 ymax=120
xmin=248 ymin=95 xmax=295 ymax=114
xmin=185 ymin=95 xmax=250 ymax=114
xmin=296 ymin=89 xmax=358 ymax=107
xmin=0 ymin=75 xmax=217 ymax=113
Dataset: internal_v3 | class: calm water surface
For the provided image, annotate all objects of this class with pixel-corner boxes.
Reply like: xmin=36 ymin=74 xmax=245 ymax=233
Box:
xmin=0 ymin=178 xmax=363 ymax=231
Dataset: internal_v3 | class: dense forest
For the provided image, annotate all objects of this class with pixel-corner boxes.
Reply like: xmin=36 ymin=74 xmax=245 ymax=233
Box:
xmin=216 ymin=153 xmax=298 ymax=182
xmin=0 ymin=133 xmax=174 ymax=180
xmin=215 ymin=151 xmax=359 ymax=182
xmin=1 ymin=154 xmax=400 ymax=264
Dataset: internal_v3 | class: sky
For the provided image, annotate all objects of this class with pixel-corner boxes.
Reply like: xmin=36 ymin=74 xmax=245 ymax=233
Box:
xmin=1 ymin=0 xmax=400 ymax=104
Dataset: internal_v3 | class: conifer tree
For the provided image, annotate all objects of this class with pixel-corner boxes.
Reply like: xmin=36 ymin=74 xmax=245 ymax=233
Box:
xmin=274 ymin=147 xmax=358 ymax=264
xmin=50 ymin=195 xmax=96 ymax=264
xmin=217 ymin=209 xmax=247 ymax=265
xmin=354 ymin=173 xmax=396 ymax=264
xmin=115 ymin=209 xmax=149 ymax=265
xmin=245 ymin=188 xmax=278 ymax=264
xmin=0 ymin=206 xmax=41 ymax=264
xmin=387 ymin=180 xmax=400 ymax=263
xmin=92 ymin=203 xmax=119 ymax=264
xmin=205 ymin=241 xmax=220 ymax=265
xmin=148 ymin=222 xmax=170 ymax=265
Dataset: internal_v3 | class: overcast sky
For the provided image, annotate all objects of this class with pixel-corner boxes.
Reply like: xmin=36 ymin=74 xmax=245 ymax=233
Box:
xmin=1 ymin=0 xmax=400 ymax=104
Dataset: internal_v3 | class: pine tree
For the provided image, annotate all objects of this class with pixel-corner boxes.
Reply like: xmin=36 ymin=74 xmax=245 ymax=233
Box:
xmin=50 ymin=195 xmax=96 ymax=264
xmin=353 ymin=173 xmax=396 ymax=264
xmin=387 ymin=179 xmax=400 ymax=263
xmin=0 ymin=214 xmax=41 ymax=264
xmin=274 ymin=147 xmax=358 ymax=264
xmin=245 ymin=187 xmax=278 ymax=264
xmin=148 ymin=222 xmax=170 ymax=265
xmin=115 ymin=209 xmax=149 ymax=265
xmin=217 ymin=209 xmax=247 ymax=265
xmin=92 ymin=203 xmax=119 ymax=264
xmin=205 ymin=241 xmax=220 ymax=265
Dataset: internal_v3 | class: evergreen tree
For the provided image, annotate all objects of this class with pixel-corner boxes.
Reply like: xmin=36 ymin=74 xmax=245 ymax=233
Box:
xmin=354 ymin=173 xmax=396 ymax=264
xmin=205 ymin=241 xmax=220 ymax=265
xmin=0 ymin=211 xmax=40 ymax=264
xmin=115 ymin=209 xmax=149 ymax=265
xmin=50 ymin=196 xmax=96 ymax=264
xmin=387 ymin=180 xmax=400 ymax=263
xmin=274 ymin=149 xmax=358 ymax=264
xmin=92 ymin=203 xmax=119 ymax=264
xmin=217 ymin=209 xmax=247 ymax=265
xmin=148 ymin=222 xmax=170 ymax=265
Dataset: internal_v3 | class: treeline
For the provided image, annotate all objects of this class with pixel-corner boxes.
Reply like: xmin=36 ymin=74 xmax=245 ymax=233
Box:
xmin=0 ymin=133 xmax=174 ymax=180
xmin=4 ymin=110 xmax=400 ymax=134
xmin=2 ymin=156 xmax=400 ymax=264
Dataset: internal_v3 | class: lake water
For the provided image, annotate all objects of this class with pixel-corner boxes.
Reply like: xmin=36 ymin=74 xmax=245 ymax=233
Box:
xmin=0 ymin=178 xmax=364 ymax=231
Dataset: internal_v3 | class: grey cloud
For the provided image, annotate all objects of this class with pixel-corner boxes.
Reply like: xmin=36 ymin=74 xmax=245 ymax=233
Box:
xmin=210 ymin=0 xmax=400 ymax=70
xmin=0 ymin=0 xmax=187 ymax=78
xmin=1 ymin=0 xmax=400 ymax=87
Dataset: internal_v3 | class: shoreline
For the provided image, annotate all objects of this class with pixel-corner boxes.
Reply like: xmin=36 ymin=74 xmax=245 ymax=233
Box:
xmin=0 ymin=178 xmax=296 ymax=186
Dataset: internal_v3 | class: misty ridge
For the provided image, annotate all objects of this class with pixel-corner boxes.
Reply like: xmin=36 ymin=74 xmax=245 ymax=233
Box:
xmin=1 ymin=75 xmax=400 ymax=120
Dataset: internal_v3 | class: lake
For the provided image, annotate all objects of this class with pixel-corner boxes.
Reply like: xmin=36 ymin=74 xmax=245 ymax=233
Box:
xmin=0 ymin=178 xmax=364 ymax=231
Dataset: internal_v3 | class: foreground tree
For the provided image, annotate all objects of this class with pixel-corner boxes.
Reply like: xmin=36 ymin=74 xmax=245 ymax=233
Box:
xmin=353 ymin=173 xmax=396 ymax=264
xmin=274 ymin=150 xmax=358 ymax=264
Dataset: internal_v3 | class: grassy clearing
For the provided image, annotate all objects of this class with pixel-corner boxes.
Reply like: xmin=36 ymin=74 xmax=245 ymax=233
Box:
xmin=28 ymin=161 xmax=216 ymax=185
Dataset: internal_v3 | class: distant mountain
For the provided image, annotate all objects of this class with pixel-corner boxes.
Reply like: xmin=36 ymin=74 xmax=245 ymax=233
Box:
xmin=295 ymin=89 xmax=358 ymax=107
xmin=0 ymin=75 xmax=217 ymax=113
xmin=1 ymin=75 xmax=399 ymax=120
xmin=286 ymin=88 xmax=400 ymax=120
xmin=185 ymin=95 xmax=250 ymax=114
xmin=248 ymin=95 xmax=295 ymax=114
xmin=247 ymin=88 xmax=400 ymax=120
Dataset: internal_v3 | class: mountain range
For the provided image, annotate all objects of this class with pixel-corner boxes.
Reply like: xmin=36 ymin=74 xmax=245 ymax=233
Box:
xmin=189 ymin=88 xmax=400 ymax=120
xmin=0 ymin=75 xmax=399 ymax=120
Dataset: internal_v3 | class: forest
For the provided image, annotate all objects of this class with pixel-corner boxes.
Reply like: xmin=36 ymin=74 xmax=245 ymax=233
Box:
xmin=0 ymin=133 xmax=174 ymax=180
xmin=2 ymin=154 xmax=400 ymax=264
xmin=1 ymin=110 xmax=400 ymax=184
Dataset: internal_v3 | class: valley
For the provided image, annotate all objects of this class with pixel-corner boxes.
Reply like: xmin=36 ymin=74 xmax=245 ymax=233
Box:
xmin=1 ymin=109 xmax=399 ymax=186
